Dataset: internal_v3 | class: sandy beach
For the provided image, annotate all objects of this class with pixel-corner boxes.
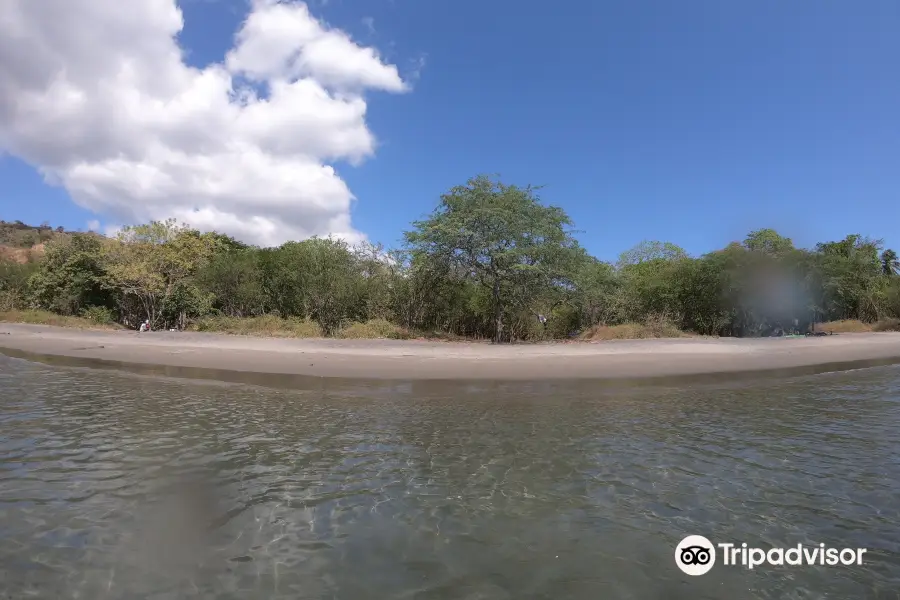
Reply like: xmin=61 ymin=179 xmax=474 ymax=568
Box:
xmin=2 ymin=322 xmax=900 ymax=382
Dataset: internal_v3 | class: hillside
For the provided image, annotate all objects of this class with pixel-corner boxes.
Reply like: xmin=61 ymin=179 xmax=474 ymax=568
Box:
xmin=0 ymin=220 xmax=75 ymax=247
xmin=0 ymin=243 xmax=46 ymax=264
xmin=0 ymin=220 xmax=93 ymax=263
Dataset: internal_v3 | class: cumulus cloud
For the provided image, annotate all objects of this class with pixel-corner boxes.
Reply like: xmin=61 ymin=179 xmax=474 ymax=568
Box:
xmin=0 ymin=0 xmax=409 ymax=246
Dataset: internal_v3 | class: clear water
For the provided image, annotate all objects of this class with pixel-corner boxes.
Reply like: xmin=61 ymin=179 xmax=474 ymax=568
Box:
xmin=1 ymin=356 xmax=899 ymax=599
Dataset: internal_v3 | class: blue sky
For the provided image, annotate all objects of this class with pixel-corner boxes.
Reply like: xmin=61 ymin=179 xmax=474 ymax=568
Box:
xmin=2 ymin=0 xmax=899 ymax=262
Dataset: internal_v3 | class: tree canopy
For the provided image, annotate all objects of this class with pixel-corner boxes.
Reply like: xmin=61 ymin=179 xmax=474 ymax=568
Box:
xmin=2 ymin=175 xmax=899 ymax=341
xmin=404 ymin=175 xmax=583 ymax=342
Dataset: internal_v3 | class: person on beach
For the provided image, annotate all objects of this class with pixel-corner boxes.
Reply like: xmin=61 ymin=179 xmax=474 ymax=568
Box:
xmin=139 ymin=319 xmax=150 ymax=332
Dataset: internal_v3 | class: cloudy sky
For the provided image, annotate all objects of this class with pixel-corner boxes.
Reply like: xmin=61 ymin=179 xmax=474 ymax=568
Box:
xmin=0 ymin=0 xmax=417 ymax=246
xmin=2 ymin=0 xmax=899 ymax=257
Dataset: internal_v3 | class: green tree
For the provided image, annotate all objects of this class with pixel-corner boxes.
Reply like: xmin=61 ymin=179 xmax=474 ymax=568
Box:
xmin=196 ymin=249 xmax=266 ymax=317
xmin=257 ymin=238 xmax=366 ymax=335
xmin=816 ymin=235 xmax=884 ymax=321
xmin=743 ymin=228 xmax=794 ymax=257
xmin=0 ymin=261 xmax=39 ymax=310
xmin=569 ymin=256 xmax=619 ymax=328
xmin=672 ymin=255 xmax=730 ymax=335
xmin=5 ymin=213 xmax=899 ymax=340
xmin=387 ymin=250 xmax=480 ymax=335
xmin=881 ymin=249 xmax=899 ymax=276
xmin=101 ymin=220 xmax=217 ymax=328
xmin=405 ymin=175 xmax=582 ymax=343
xmin=293 ymin=238 xmax=366 ymax=335
xmin=616 ymin=241 xmax=689 ymax=323
xmin=28 ymin=234 xmax=110 ymax=315
xmin=617 ymin=240 xmax=688 ymax=267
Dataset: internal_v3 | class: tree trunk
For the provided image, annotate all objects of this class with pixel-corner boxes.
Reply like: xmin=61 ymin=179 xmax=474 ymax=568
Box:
xmin=492 ymin=279 xmax=503 ymax=344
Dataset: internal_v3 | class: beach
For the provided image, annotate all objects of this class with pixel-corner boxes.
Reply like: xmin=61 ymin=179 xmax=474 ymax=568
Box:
xmin=3 ymin=322 xmax=900 ymax=382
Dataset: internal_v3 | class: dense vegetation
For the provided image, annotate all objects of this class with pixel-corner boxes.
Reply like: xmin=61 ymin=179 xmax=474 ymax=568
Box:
xmin=2 ymin=176 xmax=899 ymax=341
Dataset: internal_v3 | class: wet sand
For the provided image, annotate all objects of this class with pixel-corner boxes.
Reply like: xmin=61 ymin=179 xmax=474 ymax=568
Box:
xmin=2 ymin=322 xmax=900 ymax=382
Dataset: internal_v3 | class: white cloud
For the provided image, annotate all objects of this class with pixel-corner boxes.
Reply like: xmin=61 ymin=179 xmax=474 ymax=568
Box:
xmin=86 ymin=219 xmax=100 ymax=232
xmin=104 ymin=224 xmax=123 ymax=239
xmin=0 ymin=0 xmax=411 ymax=246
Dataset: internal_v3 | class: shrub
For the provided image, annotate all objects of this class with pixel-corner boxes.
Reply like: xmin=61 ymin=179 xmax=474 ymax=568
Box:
xmin=816 ymin=320 xmax=872 ymax=333
xmin=581 ymin=314 xmax=689 ymax=341
xmin=337 ymin=318 xmax=410 ymax=339
xmin=81 ymin=305 xmax=116 ymax=325
xmin=190 ymin=314 xmax=323 ymax=338
xmin=872 ymin=318 xmax=900 ymax=332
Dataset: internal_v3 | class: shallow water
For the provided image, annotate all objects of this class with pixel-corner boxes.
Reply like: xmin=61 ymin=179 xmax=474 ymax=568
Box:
xmin=1 ymin=357 xmax=899 ymax=599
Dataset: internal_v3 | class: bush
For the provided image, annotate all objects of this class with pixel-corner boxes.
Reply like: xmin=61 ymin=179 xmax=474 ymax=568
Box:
xmin=0 ymin=260 xmax=38 ymax=310
xmin=81 ymin=305 xmax=116 ymax=325
xmin=190 ymin=314 xmax=323 ymax=338
xmin=580 ymin=314 xmax=690 ymax=341
xmin=816 ymin=320 xmax=872 ymax=333
xmin=337 ymin=318 xmax=410 ymax=339
xmin=0 ymin=291 xmax=24 ymax=311
xmin=872 ymin=318 xmax=900 ymax=332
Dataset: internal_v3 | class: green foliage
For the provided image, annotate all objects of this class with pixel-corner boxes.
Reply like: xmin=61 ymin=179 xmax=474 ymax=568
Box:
xmin=3 ymin=178 xmax=900 ymax=341
xmin=81 ymin=305 xmax=116 ymax=325
xmin=617 ymin=240 xmax=688 ymax=267
xmin=254 ymin=237 xmax=367 ymax=335
xmin=743 ymin=229 xmax=794 ymax=256
xmin=101 ymin=219 xmax=219 ymax=328
xmin=196 ymin=250 xmax=267 ymax=318
xmin=337 ymin=319 xmax=409 ymax=339
xmin=404 ymin=175 xmax=583 ymax=342
xmin=0 ymin=261 xmax=39 ymax=310
xmin=881 ymin=249 xmax=899 ymax=276
xmin=191 ymin=315 xmax=322 ymax=337
xmin=28 ymin=234 xmax=111 ymax=315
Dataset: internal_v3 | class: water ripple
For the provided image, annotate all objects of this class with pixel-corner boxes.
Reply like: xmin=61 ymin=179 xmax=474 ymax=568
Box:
xmin=0 ymin=357 xmax=899 ymax=598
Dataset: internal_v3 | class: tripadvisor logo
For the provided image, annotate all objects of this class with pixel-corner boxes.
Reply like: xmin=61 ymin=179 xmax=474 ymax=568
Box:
xmin=676 ymin=535 xmax=716 ymax=576
xmin=674 ymin=535 xmax=867 ymax=576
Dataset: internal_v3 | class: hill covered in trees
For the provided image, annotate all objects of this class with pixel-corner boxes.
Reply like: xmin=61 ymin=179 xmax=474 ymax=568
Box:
xmin=2 ymin=175 xmax=899 ymax=341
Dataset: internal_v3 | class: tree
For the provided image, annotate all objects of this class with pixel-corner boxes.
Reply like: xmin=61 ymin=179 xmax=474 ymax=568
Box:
xmin=671 ymin=256 xmax=730 ymax=335
xmin=568 ymin=256 xmax=620 ymax=329
xmin=255 ymin=238 xmax=366 ymax=334
xmin=28 ymin=234 xmax=110 ymax=315
xmin=617 ymin=240 xmax=688 ymax=267
xmin=743 ymin=228 xmax=794 ymax=257
xmin=196 ymin=249 xmax=266 ymax=318
xmin=615 ymin=241 xmax=689 ymax=323
xmin=405 ymin=175 xmax=582 ymax=343
xmin=101 ymin=220 xmax=217 ymax=328
xmin=288 ymin=237 xmax=365 ymax=335
xmin=0 ymin=261 xmax=39 ymax=310
xmin=4 ymin=213 xmax=899 ymax=340
xmin=387 ymin=250 xmax=478 ymax=334
xmin=881 ymin=249 xmax=899 ymax=276
xmin=815 ymin=235 xmax=884 ymax=322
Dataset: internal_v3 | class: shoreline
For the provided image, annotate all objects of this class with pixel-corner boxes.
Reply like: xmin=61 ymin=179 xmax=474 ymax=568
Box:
xmin=3 ymin=323 xmax=900 ymax=383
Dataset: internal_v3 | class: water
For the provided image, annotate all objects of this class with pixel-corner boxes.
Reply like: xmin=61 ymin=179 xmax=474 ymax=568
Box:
xmin=1 ymin=356 xmax=899 ymax=599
